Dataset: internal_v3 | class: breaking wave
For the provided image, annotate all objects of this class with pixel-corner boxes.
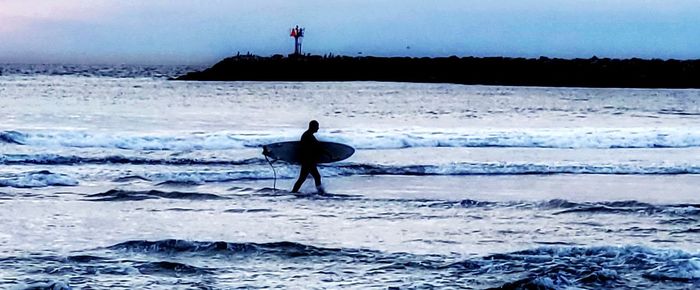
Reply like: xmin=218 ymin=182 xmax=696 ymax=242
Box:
xmin=0 ymin=153 xmax=264 ymax=166
xmin=114 ymin=162 xmax=700 ymax=186
xmin=4 ymin=127 xmax=700 ymax=150
xmin=122 ymin=170 xmax=272 ymax=185
xmin=0 ymin=170 xmax=78 ymax=188
xmin=0 ymin=130 xmax=266 ymax=151
xmin=330 ymin=162 xmax=700 ymax=175
xmin=5 ymin=153 xmax=700 ymax=177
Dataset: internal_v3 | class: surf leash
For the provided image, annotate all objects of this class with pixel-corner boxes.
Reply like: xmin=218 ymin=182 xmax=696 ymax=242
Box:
xmin=263 ymin=154 xmax=277 ymax=192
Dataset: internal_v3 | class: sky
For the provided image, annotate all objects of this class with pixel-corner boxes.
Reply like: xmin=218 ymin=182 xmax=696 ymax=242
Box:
xmin=0 ymin=0 xmax=699 ymax=64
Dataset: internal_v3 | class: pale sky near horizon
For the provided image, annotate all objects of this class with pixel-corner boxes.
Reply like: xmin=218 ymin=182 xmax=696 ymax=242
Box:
xmin=1 ymin=0 xmax=699 ymax=64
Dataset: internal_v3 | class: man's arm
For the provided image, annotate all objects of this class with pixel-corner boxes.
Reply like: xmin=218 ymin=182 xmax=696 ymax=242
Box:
xmin=312 ymin=136 xmax=333 ymax=159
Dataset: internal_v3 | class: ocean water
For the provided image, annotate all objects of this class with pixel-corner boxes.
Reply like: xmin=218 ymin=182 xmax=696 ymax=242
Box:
xmin=0 ymin=65 xmax=699 ymax=289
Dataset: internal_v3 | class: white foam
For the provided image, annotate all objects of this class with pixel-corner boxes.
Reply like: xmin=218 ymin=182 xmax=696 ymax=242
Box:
xmin=334 ymin=127 xmax=700 ymax=149
xmin=0 ymin=171 xmax=78 ymax=188
xmin=126 ymin=162 xmax=700 ymax=186
xmin=1 ymin=130 xmax=278 ymax=151
xmin=5 ymin=127 xmax=700 ymax=150
xmin=0 ymin=153 xmax=264 ymax=166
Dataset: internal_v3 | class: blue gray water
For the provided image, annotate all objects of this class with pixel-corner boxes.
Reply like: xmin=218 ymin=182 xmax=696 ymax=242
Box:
xmin=0 ymin=65 xmax=699 ymax=289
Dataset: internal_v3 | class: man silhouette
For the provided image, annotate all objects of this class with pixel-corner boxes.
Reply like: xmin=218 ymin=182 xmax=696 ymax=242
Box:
xmin=291 ymin=120 xmax=324 ymax=193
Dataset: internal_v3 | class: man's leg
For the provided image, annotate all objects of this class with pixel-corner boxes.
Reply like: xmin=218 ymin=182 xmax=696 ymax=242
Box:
xmin=292 ymin=165 xmax=310 ymax=193
xmin=309 ymin=165 xmax=323 ymax=193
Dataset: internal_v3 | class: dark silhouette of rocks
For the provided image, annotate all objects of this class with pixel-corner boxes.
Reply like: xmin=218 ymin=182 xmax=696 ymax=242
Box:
xmin=175 ymin=54 xmax=700 ymax=88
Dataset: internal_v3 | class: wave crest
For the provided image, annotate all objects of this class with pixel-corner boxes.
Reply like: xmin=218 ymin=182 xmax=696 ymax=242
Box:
xmin=0 ymin=170 xmax=78 ymax=188
xmin=0 ymin=153 xmax=264 ymax=166
xmin=430 ymin=198 xmax=699 ymax=217
xmin=107 ymin=239 xmax=351 ymax=258
xmin=118 ymin=163 xmax=700 ymax=187
xmin=5 ymin=127 xmax=700 ymax=150
xmin=85 ymin=189 xmax=226 ymax=201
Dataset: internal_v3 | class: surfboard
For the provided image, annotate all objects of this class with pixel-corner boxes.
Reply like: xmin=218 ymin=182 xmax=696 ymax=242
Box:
xmin=262 ymin=141 xmax=355 ymax=164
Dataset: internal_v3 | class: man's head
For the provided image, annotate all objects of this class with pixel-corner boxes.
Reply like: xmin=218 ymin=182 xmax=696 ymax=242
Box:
xmin=308 ymin=120 xmax=319 ymax=133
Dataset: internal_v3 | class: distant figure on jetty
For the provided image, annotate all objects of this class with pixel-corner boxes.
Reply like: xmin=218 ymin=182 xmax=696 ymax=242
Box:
xmin=291 ymin=120 xmax=324 ymax=193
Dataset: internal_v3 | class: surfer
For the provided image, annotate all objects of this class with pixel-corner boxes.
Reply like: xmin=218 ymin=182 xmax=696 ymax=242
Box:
xmin=291 ymin=120 xmax=324 ymax=193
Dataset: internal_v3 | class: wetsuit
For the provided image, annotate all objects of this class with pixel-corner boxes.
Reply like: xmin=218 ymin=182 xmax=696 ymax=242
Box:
xmin=291 ymin=130 xmax=322 ymax=192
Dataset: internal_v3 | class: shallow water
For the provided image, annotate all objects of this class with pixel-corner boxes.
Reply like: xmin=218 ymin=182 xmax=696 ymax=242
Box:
xmin=0 ymin=66 xmax=699 ymax=289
